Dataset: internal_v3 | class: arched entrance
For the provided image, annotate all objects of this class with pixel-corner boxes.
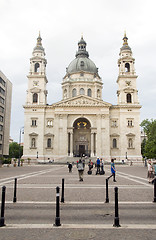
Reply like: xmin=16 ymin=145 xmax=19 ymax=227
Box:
xmin=73 ymin=118 xmax=91 ymax=157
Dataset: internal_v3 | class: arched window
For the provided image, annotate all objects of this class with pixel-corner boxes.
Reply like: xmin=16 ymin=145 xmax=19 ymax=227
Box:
xmin=113 ymin=139 xmax=117 ymax=148
xmin=127 ymin=93 xmax=132 ymax=103
xmin=87 ymin=88 xmax=92 ymax=97
xmin=47 ymin=138 xmax=51 ymax=148
xmin=97 ymin=89 xmax=100 ymax=98
xmin=80 ymin=88 xmax=84 ymax=95
xmin=125 ymin=63 xmax=130 ymax=72
xmin=128 ymin=120 xmax=133 ymax=127
xmin=72 ymin=88 xmax=77 ymax=97
xmin=32 ymin=119 xmax=37 ymax=126
xmin=80 ymin=61 xmax=84 ymax=67
xmin=33 ymin=93 xmax=38 ymax=103
xmin=128 ymin=138 xmax=133 ymax=148
xmin=47 ymin=120 xmax=53 ymax=127
xmin=31 ymin=138 xmax=36 ymax=148
xmin=35 ymin=63 xmax=40 ymax=73
xmin=64 ymin=89 xmax=67 ymax=99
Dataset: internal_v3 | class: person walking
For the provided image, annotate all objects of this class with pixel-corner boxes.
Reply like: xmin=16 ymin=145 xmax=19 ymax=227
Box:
xmin=96 ymin=157 xmax=100 ymax=175
xmin=100 ymin=158 xmax=104 ymax=174
xmin=111 ymin=158 xmax=116 ymax=182
xmin=77 ymin=159 xmax=84 ymax=181
xmin=148 ymin=160 xmax=154 ymax=183
xmin=88 ymin=159 xmax=93 ymax=174
xmin=68 ymin=162 xmax=72 ymax=173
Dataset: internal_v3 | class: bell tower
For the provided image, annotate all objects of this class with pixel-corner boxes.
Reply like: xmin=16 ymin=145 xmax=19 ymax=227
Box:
xmin=26 ymin=32 xmax=48 ymax=105
xmin=117 ymin=32 xmax=139 ymax=105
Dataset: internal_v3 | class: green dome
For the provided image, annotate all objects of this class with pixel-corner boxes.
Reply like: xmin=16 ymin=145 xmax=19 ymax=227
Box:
xmin=67 ymin=57 xmax=98 ymax=74
xmin=66 ymin=36 xmax=98 ymax=74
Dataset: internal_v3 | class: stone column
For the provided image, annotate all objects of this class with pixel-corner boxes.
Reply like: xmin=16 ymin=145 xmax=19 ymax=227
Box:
xmin=91 ymin=132 xmax=94 ymax=157
xmin=70 ymin=131 xmax=73 ymax=157
xmin=94 ymin=132 xmax=97 ymax=156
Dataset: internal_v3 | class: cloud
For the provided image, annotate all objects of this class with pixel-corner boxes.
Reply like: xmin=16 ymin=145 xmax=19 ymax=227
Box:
xmin=0 ymin=0 xmax=155 ymax=141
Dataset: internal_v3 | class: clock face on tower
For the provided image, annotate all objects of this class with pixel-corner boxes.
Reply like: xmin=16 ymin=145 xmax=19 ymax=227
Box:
xmin=126 ymin=81 xmax=131 ymax=86
xmin=33 ymin=81 xmax=39 ymax=86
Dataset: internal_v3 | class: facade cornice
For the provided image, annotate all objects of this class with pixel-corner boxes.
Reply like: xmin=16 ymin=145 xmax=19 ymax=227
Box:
xmin=63 ymin=71 xmax=101 ymax=79
xmin=23 ymin=104 xmax=50 ymax=109
xmin=110 ymin=104 xmax=142 ymax=109
xmin=30 ymin=56 xmax=47 ymax=60
xmin=27 ymin=74 xmax=47 ymax=78
xmin=27 ymin=74 xmax=48 ymax=82
xmin=62 ymin=79 xmax=103 ymax=85
xmin=23 ymin=104 xmax=110 ymax=109
xmin=23 ymin=102 xmax=141 ymax=110
xmin=118 ymin=56 xmax=135 ymax=62
xmin=117 ymin=75 xmax=138 ymax=82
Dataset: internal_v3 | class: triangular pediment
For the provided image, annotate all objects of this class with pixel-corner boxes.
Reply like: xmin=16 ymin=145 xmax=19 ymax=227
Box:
xmin=29 ymin=132 xmax=38 ymax=136
xmin=30 ymin=87 xmax=41 ymax=93
xmin=126 ymin=133 xmax=135 ymax=137
xmin=52 ymin=95 xmax=112 ymax=107
xmin=44 ymin=133 xmax=54 ymax=137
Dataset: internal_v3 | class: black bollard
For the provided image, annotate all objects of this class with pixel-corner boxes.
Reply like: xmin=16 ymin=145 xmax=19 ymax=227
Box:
xmin=54 ymin=186 xmax=61 ymax=226
xmin=144 ymin=159 xmax=147 ymax=167
xmin=153 ymin=178 xmax=156 ymax=202
xmin=18 ymin=159 xmax=20 ymax=167
xmin=13 ymin=178 xmax=17 ymax=203
xmin=61 ymin=178 xmax=65 ymax=203
xmin=105 ymin=178 xmax=109 ymax=203
xmin=113 ymin=187 xmax=121 ymax=227
xmin=0 ymin=186 xmax=6 ymax=227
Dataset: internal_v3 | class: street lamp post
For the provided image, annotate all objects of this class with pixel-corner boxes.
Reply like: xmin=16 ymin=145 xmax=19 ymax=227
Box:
xmin=125 ymin=152 xmax=127 ymax=161
xmin=18 ymin=127 xmax=24 ymax=167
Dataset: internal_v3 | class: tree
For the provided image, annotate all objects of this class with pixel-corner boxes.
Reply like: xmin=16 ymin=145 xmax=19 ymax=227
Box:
xmin=9 ymin=142 xmax=23 ymax=159
xmin=141 ymin=138 xmax=146 ymax=158
xmin=140 ymin=119 xmax=156 ymax=159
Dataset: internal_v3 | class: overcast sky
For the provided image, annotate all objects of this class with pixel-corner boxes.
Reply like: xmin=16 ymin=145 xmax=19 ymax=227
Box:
xmin=0 ymin=0 xmax=156 ymax=142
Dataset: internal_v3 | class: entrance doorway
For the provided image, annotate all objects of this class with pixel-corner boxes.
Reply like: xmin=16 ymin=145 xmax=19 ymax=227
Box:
xmin=73 ymin=118 xmax=91 ymax=157
xmin=79 ymin=145 xmax=85 ymax=157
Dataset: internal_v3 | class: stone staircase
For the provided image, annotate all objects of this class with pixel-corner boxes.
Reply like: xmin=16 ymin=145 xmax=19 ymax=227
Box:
xmin=47 ymin=156 xmax=98 ymax=164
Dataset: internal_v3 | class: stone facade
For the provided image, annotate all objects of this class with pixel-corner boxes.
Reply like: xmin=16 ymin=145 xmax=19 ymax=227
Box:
xmin=23 ymin=33 xmax=142 ymax=162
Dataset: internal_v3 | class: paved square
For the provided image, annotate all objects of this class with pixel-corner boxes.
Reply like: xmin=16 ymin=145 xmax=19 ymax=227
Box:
xmin=0 ymin=163 xmax=156 ymax=239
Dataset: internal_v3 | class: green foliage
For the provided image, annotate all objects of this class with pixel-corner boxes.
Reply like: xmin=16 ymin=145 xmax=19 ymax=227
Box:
xmin=2 ymin=158 xmax=11 ymax=164
xmin=9 ymin=142 xmax=23 ymax=159
xmin=141 ymin=138 xmax=146 ymax=158
xmin=0 ymin=157 xmax=11 ymax=165
xmin=141 ymin=119 xmax=156 ymax=159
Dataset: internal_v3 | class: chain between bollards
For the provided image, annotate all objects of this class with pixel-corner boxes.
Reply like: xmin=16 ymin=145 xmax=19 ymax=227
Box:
xmin=0 ymin=186 xmax=6 ymax=227
xmin=113 ymin=187 xmax=121 ymax=227
xmin=54 ymin=186 xmax=61 ymax=226
xmin=61 ymin=178 xmax=65 ymax=203
xmin=105 ymin=178 xmax=109 ymax=203
xmin=13 ymin=178 xmax=17 ymax=203
xmin=153 ymin=178 xmax=156 ymax=202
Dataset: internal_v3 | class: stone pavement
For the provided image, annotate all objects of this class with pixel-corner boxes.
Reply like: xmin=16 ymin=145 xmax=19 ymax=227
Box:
xmin=0 ymin=163 xmax=156 ymax=240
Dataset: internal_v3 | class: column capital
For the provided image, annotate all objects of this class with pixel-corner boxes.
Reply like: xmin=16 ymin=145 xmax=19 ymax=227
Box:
xmin=67 ymin=128 xmax=74 ymax=134
xmin=91 ymin=129 xmax=97 ymax=134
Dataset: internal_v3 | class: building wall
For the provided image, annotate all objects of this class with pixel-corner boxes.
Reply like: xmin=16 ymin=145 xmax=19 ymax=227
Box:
xmin=23 ymin=34 xmax=142 ymax=162
xmin=0 ymin=71 xmax=12 ymax=156
xmin=23 ymin=102 xmax=141 ymax=161
xmin=110 ymin=106 xmax=141 ymax=160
